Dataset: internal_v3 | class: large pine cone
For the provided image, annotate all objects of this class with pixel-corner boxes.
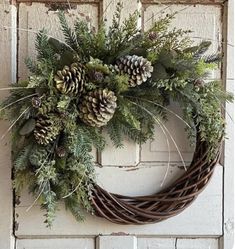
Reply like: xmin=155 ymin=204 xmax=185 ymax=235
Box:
xmin=115 ymin=55 xmax=153 ymax=87
xmin=34 ymin=114 xmax=62 ymax=145
xmin=54 ymin=63 xmax=86 ymax=95
xmin=78 ymin=89 xmax=117 ymax=127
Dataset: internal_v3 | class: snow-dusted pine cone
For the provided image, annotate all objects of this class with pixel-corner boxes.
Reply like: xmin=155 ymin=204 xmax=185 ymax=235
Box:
xmin=115 ymin=55 xmax=153 ymax=87
xmin=54 ymin=63 xmax=86 ymax=95
xmin=34 ymin=114 xmax=62 ymax=145
xmin=78 ymin=89 xmax=117 ymax=127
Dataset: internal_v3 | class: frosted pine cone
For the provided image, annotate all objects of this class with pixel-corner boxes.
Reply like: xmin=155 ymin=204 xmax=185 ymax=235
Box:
xmin=54 ymin=63 xmax=86 ymax=95
xmin=115 ymin=55 xmax=153 ymax=87
xmin=78 ymin=89 xmax=117 ymax=127
xmin=34 ymin=114 xmax=62 ymax=145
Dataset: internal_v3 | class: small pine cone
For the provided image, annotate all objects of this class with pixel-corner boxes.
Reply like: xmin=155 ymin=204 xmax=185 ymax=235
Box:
xmin=54 ymin=63 xmax=86 ymax=95
xmin=32 ymin=96 xmax=41 ymax=108
xmin=194 ymin=78 xmax=205 ymax=87
xmin=93 ymin=71 xmax=104 ymax=82
xmin=59 ymin=112 xmax=68 ymax=119
xmin=115 ymin=55 xmax=153 ymax=87
xmin=148 ymin=31 xmax=158 ymax=41
xmin=34 ymin=114 xmax=62 ymax=145
xmin=78 ymin=89 xmax=117 ymax=127
xmin=56 ymin=146 xmax=66 ymax=158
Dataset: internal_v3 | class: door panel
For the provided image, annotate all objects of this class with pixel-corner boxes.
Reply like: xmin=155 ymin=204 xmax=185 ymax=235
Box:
xmin=18 ymin=2 xmax=100 ymax=80
xmin=14 ymin=0 xmax=223 ymax=242
xmin=17 ymin=237 xmax=220 ymax=249
xmin=16 ymin=166 xmax=222 ymax=236
xmin=17 ymin=239 xmax=95 ymax=249
xmin=138 ymin=238 xmax=219 ymax=249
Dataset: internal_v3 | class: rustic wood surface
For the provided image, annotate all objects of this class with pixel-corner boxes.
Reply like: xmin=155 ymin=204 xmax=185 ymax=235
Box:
xmin=0 ymin=0 xmax=233 ymax=248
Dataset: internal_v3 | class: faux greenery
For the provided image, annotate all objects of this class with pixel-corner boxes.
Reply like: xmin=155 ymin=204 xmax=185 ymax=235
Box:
xmin=0 ymin=3 xmax=232 ymax=226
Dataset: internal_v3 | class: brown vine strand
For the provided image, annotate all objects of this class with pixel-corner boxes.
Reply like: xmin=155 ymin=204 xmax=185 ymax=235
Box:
xmin=91 ymin=136 xmax=222 ymax=225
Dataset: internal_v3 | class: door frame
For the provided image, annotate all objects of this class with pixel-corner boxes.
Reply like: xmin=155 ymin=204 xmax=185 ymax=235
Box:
xmin=0 ymin=1 xmax=233 ymax=248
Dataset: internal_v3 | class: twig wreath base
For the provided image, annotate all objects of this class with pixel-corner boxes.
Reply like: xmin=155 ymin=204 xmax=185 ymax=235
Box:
xmin=92 ymin=136 xmax=221 ymax=224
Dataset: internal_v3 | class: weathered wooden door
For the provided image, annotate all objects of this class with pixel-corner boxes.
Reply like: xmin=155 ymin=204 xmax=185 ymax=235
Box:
xmin=0 ymin=0 xmax=234 ymax=249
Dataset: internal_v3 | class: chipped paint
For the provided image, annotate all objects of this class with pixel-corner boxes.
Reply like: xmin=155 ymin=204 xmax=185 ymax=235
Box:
xmin=224 ymin=219 xmax=234 ymax=234
xmin=14 ymin=220 xmax=19 ymax=231
xmin=15 ymin=195 xmax=21 ymax=206
xmin=45 ymin=2 xmax=76 ymax=11
xmin=142 ymin=0 xmax=225 ymax=5
xmin=111 ymin=232 xmax=130 ymax=236
xmin=16 ymin=0 xmax=99 ymax=3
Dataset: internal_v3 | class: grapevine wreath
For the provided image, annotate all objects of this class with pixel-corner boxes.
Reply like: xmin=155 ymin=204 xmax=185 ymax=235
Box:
xmin=0 ymin=4 xmax=233 ymax=226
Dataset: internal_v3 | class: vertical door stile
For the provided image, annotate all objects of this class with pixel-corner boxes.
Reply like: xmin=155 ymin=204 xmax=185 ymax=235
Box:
xmin=0 ymin=1 xmax=17 ymax=249
xmin=221 ymin=1 xmax=234 ymax=249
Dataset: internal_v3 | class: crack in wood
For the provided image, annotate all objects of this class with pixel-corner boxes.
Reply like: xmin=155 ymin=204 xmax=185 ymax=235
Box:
xmin=175 ymin=238 xmax=178 ymax=249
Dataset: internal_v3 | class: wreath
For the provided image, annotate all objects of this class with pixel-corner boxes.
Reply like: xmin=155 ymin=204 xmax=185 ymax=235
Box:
xmin=0 ymin=4 xmax=233 ymax=226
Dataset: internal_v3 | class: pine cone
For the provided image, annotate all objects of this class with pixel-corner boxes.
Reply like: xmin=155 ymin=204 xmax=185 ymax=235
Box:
xmin=194 ymin=78 xmax=205 ymax=87
xmin=56 ymin=146 xmax=66 ymax=158
xmin=54 ymin=63 xmax=86 ymax=95
xmin=32 ymin=96 xmax=41 ymax=108
xmin=93 ymin=71 xmax=104 ymax=82
xmin=148 ymin=31 xmax=158 ymax=41
xmin=34 ymin=114 xmax=62 ymax=145
xmin=78 ymin=89 xmax=117 ymax=127
xmin=115 ymin=55 xmax=153 ymax=87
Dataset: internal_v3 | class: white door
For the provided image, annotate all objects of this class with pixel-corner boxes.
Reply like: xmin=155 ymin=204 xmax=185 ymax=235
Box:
xmin=0 ymin=0 xmax=233 ymax=249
